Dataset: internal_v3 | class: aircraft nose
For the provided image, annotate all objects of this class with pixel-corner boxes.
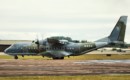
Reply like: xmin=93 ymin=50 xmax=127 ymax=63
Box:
xmin=4 ymin=48 xmax=10 ymax=54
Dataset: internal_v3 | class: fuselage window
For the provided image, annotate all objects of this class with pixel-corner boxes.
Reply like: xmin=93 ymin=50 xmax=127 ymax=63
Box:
xmin=84 ymin=45 xmax=87 ymax=47
xmin=88 ymin=44 xmax=91 ymax=47
xmin=70 ymin=47 xmax=74 ymax=51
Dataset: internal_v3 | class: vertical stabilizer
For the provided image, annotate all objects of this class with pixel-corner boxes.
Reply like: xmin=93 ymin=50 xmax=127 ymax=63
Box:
xmin=108 ymin=16 xmax=127 ymax=42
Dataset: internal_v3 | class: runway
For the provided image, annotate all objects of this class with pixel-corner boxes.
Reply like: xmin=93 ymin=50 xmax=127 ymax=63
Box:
xmin=0 ymin=59 xmax=130 ymax=76
xmin=75 ymin=60 xmax=130 ymax=64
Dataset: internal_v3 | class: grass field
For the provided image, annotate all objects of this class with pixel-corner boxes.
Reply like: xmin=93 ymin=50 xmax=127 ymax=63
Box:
xmin=0 ymin=54 xmax=130 ymax=60
xmin=0 ymin=54 xmax=130 ymax=80
xmin=0 ymin=75 xmax=130 ymax=80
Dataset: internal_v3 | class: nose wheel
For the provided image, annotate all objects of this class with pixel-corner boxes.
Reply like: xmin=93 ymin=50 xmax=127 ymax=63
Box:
xmin=14 ymin=55 xmax=18 ymax=59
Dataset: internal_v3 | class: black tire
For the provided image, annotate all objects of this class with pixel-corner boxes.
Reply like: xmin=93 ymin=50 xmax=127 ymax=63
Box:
xmin=53 ymin=57 xmax=64 ymax=60
xmin=22 ymin=55 xmax=24 ymax=57
xmin=60 ymin=57 xmax=64 ymax=59
xmin=42 ymin=55 xmax=44 ymax=58
xmin=106 ymin=54 xmax=111 ymax=57
xmin=14 ymin=55 xmax=18 ymax=59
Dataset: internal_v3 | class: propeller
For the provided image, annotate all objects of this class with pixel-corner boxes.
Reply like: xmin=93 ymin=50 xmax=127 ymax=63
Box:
xmin=36 ymin=35 xmax=40 ymax=50
xmin=34 ymin=34 xmax=46 ymax=52
xmin=32 ymin=34 xmax=40 ymax=52
xmin=32 ymin=34 xmax=46 ymax=52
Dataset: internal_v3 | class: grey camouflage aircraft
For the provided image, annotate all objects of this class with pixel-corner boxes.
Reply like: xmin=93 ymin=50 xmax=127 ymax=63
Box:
xmin=4 ymin=16 xmax=128 ymax=59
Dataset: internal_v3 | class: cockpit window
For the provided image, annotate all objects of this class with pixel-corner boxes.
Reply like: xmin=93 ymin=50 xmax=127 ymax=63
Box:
xmin=11 ymin=43 xmax=29 ymax=48
xmin=11 ymin=44 xmax=17 ymax=47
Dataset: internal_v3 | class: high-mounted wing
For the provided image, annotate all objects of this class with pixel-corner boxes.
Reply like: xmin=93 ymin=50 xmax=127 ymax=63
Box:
xmin=47 ymin=38 xmax=69 ymax=46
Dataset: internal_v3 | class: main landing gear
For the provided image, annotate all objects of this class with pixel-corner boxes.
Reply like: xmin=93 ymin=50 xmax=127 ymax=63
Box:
xmin=22 ymin=55 xmax=24 ymax=57
xmin=14 ymin=55 xmax=25 ymax=59
xmin=106 ymin=54 xmax=111 ymax=57
xmin=52 ymin=57 xmax=64 ymax=60
xmin=14 ymin=55 xmax=18 ymax=59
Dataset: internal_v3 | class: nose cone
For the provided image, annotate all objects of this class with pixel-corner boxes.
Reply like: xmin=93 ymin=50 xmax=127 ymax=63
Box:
xmin=4 ymin=48 xmax=10 ymax=54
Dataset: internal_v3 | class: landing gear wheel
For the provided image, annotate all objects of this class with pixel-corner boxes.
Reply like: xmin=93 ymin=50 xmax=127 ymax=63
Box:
xmin=14 ymin=55 xmax=18 ymax=59
xmin=106 ymin=54 xmax=111 ymax=57
xmin=22 ymin=55 xmax=24 ymax=57
xmin=42 ymin=55 xmax=44 ymax=58
xmin=52 ymin=57 xmax=64 ymax=60
xmin=60 ymin=57 xmax=64 ymax=59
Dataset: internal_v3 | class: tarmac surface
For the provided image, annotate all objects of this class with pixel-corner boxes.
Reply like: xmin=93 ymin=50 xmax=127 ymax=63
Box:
xmin=0 ymin=51 xmax=130 ymax=76
xmin=0 ymin=59 xmax=130 ymax=76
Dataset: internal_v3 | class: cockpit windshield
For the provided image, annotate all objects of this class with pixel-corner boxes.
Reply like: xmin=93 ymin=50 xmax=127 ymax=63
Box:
xmin=10 ymin=42 xmax=32 ymax=48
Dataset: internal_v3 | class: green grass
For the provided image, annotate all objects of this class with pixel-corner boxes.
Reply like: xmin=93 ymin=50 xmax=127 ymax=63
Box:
xmin=0 ymin=54 xmax=130 ymax=60
xmin=0 ymin=75 xmax=130 ymax=80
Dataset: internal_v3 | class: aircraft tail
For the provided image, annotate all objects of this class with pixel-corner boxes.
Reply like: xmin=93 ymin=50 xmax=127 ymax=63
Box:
xmin=95 ymin=16 xmax=128 ymax=45
xmin=108 ymin=16 xmax=127 ymax=43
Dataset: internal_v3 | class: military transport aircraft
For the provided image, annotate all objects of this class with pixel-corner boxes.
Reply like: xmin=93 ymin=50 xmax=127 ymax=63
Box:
xmin=4 ymin=16 xmax=128 ymax=59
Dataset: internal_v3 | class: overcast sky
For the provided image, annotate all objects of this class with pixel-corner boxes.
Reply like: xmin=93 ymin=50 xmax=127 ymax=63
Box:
xmin=0 ymin=0 xmax=130 ymax=42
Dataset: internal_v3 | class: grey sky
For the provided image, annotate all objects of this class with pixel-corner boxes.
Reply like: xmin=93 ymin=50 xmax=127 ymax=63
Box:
xmin=0 ymin=0 xmax=130 ymax=42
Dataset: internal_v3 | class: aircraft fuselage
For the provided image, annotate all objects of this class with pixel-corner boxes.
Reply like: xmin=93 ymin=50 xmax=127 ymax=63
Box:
xmin=5 ymin=42 xmax=96 ymax=59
